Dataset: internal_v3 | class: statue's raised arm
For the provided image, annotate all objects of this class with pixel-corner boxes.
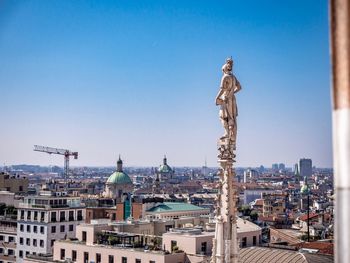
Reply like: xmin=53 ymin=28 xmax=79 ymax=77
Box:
xmin=216 ymin=57 xmax=242 ymax=148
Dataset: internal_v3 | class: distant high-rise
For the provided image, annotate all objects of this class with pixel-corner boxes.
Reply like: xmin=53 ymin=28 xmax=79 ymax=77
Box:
xmin=258 ymin=165 xmax=265 ymax=173
xmin=272 ymin=163 xmax=279 ymax=171
xmin=299 ymin=158 xmax=312 ymax=178
xmin=278 ymin=163 xmax=286 ymax=171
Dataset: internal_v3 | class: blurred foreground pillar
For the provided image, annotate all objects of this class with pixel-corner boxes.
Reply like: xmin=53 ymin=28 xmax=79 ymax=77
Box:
xmin=330 ymin=0 xmax=350 ymax=262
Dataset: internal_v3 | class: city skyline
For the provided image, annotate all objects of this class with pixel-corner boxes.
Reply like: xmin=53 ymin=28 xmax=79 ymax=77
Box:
xmin=0 ymin=1 xmax=332 ymax=167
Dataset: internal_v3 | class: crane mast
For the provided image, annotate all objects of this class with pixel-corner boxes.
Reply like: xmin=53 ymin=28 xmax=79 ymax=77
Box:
xmin=34 ymin=145 xmax=78 ymax=191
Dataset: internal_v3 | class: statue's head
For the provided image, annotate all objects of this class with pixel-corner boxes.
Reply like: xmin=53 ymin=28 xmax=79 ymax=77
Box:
xmin=222 ymin=57 xmax=233 ymax=74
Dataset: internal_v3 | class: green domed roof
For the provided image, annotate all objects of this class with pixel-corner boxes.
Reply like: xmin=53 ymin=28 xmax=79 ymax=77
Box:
xmin=158 ymin=155 xmax=173 ymax=173
xmin=106 ymin=156 xmax=132 ymax=185
xmin=107 ymin=171 xmax=132 ymax=185
xmin=159 ymin=164 xmax=172 ymax=173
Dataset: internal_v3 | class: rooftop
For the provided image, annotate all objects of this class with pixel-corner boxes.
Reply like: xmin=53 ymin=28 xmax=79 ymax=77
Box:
xmin=147 ymin=202 xmax=207 ymax=213
xmin=239 ymin=247 xmax=333 ymax=263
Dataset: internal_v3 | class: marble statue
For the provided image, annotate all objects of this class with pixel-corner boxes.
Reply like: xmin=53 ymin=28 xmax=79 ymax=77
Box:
xmin=215 ymin=58 xmax=242 ymax=147
xmin=212 ymin=57 xmax=241 ymax=263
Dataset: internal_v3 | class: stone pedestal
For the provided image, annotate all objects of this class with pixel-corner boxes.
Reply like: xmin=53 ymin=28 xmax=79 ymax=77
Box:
xmin=211 ymin=139 xmax=239 ymax=263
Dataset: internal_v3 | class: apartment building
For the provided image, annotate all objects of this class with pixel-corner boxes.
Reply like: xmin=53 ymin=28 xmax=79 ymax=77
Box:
xmin=16 ymin=191 xmax=86 ymax=262
xmin=0 ymin=217 xmax=17 ymax=263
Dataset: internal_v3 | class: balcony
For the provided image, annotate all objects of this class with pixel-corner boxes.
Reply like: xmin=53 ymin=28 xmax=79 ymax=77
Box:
xmin=0 ymin=241 xmax=16 ymax=249
xmin=50 ymin=204 xmax=69 ymax=208
xmin=0 ymin=253 xmax=16 ymax=262
xmin=0 ymin=226 xmax=17 ymax=234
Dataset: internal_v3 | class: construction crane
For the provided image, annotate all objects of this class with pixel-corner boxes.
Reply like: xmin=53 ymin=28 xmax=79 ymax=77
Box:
xmin=34 ymin=145 xmax=78 ymax=191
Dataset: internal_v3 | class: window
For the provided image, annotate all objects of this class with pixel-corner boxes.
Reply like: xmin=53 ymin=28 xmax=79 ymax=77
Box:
xmin=40 ymin=212 xmax=45 ymax=221
xmin=20 ymin=210 xmax=24 ymax=219
xmin=77 ymin=210 xmax=83 ymax=221
xmin=60 ymin=249 xmax=65 ymax=260
xmin=136 ymin=259 xmax=141 ymax=263
xmin=242 ymin=237 xmax=247 ymax=248
xmin=19 ymin=250 xmax=23 ymax=258
xmin=72 ymin=250 xmax=77 ymax=261
xmin=34 ymin=211 xmax=38 ymax=220
xmin=60 ymin=225 xmax=65 ymax=232
xmin=8 ymin=236 xmax=15 ymax=242
xmin=60 ymin=211 xmax=65 ymax=222
xmin=69 ymin=211 xmax=74 ymax=221
xmin=40 ymin=226 xmax=45 ymax=234
xmin=0 ymin=236 xmax=3 ymax=241
xmin=253 ymin=236 xmax=257 ymax=246
xmin=82 ymin=231 xmax=87 ymax=242
xmin=33 ymin=225 xmax=38 ymax=233
xmin=51 ymin=239 xmax=55 ymax=247
xmin=33 ymin=239 xmax=37 ymax=247
xmin=149 ymin=261 xmax=155 ymax=263
xmin=201 ymin=242 xmax=207 ymax=253
xmin=171 ymin=240 xmax=177 ymax=252
xmin=51 ymin=226 xmax=56 ymax=233
xmin=69 ymin=224 xmax=74 ymax=231
xmin=20 ymin=237 xmax=23 ymax=245
xmin=26 ymin=238 xmax=30 ymax=246
xmin=122 ymin=257 xmax=127 ymax=263
xmin=27 ymin=211 xmax=31 ymax=220
xmin=8 ymin=249 xmax=14 ymax=255
xmin=109 ymin=255 xmax=114 ymax=263
xmin=96 ymin=253 xmax=101 ymax=263
xmin=20 ymin=224 xmax=24 ymax=231
xmin=26 ymin=225 xmax=31 ymax=232
xmin=51 ymin=212 xmax=57 ymax=222
xmin=40 ymin=239 xmax=44 ymax=247
xmin=84 ymin=252 xmax=89 ymax=263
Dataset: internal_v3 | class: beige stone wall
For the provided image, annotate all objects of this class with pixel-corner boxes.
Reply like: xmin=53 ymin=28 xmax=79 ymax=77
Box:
xmin=0 ymin=191 xmax=16 ymax=206
xmin=76 ymin=224 xmax=112 ymax=245
xmin=0 ymin=174 xmax=28 ymax=194
xmin=163 ymin=233 xmax=213 ymax=255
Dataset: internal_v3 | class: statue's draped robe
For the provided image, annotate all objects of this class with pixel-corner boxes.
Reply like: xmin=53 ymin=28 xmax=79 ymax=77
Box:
xmin=219 ymin=73 xmax=239 ymax=128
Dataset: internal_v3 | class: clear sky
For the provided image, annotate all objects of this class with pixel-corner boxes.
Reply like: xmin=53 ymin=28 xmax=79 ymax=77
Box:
xmin=0 ymin=1 xmax=332 ymax=168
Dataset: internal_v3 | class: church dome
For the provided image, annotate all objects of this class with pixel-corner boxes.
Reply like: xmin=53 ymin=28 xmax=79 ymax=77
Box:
xmin=106 ymin=156 xmax=132 ymax=185
xmin=106 ymin=171 xmax=132 ymax=185
xmin=158 ymin=155 xmax=173 ymax=173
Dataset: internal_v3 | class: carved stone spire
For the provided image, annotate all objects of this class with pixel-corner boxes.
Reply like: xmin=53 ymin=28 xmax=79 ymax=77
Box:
xmin=212 ymin=58 xmax=242 ymax=263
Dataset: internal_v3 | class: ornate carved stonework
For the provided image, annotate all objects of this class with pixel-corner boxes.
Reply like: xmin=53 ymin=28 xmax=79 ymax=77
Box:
xmin=212 ymin=58 xmax=242 ymax=263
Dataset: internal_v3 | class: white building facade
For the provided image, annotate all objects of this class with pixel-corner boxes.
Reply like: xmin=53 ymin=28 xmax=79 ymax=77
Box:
xmin=16 ymin=191 xmax=85 ymax=262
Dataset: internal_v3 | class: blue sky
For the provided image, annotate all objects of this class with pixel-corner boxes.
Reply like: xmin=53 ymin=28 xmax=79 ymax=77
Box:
xmin=0 ymin=1 xmax=332 ymax=167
